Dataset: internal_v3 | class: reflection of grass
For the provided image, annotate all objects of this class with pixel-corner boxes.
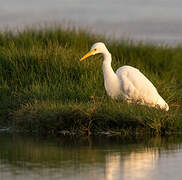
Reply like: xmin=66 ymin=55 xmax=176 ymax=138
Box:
xmin=0 ymin=27 xmax=182 ymax=135
xmin=0 ymin=135 xmax=182 ymax=168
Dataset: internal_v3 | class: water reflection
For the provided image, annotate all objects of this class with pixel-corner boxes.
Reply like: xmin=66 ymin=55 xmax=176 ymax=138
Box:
xmin=123 ymin=150 xmax=158 ymax=180
xmin=105 ymin=153 xmax=121 ymax=180
xmin=0 ymin=135 xmax=182 ymax=180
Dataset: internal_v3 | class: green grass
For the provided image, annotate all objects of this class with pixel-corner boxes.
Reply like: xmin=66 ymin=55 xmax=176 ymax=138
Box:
xmin=0 ymin=26 xmax=182 ymax=135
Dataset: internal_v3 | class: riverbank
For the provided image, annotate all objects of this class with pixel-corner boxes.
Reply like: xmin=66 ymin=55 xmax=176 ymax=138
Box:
xmin=0 ymin=27 xmax=182 ymax=135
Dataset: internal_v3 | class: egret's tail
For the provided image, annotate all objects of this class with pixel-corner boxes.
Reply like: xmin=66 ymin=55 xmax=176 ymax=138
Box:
xmin=157 ymin=97 xmax=169 ymax=111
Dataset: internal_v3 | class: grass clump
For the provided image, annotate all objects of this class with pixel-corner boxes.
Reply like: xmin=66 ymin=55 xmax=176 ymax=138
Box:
xmin=0 ymin=26 xmax=182 ymax=135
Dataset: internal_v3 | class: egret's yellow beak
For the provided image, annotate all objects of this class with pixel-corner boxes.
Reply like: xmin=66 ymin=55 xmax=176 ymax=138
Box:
xmin=80 ymin=49 xmax=96 ymax=61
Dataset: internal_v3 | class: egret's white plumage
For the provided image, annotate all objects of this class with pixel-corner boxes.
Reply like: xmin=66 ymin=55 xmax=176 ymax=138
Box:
xmin=80 ymin=42 xmax=169 ymax=111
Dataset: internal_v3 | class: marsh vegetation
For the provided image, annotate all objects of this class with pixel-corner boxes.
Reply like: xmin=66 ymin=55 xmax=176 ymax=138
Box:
xmin=0 ymin=27 xmax=182 ymax=135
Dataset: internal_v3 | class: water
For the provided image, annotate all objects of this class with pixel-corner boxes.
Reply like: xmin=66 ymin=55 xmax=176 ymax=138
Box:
xmin=1 ymin=134 xmax=182 ymax=180
xmin=0 ymin=0 xmax=182 ymax=45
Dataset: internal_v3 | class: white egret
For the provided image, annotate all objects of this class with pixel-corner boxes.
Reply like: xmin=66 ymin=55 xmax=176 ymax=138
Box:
xmin=80 ymin=42 xmax=169 ymax=111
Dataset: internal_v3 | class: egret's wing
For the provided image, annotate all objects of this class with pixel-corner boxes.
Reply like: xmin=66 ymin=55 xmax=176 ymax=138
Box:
xmin=116 ymin=66 xmax=159 ymax=105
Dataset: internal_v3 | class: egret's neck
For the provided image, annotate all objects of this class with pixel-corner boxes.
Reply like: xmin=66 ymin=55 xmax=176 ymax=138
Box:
xmin=102 ymin=51 xmax=114 ymax=75
xmin=102 ymin=51 xmax=121 ymax=99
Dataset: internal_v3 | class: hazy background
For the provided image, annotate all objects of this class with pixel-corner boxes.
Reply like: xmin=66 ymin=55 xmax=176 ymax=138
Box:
xmin=0 ymin=0 xmax=182 ymax=45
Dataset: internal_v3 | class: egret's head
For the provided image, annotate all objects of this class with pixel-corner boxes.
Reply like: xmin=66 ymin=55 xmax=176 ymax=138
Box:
xmin=80 ymin=42 xmax=108 ymax=61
